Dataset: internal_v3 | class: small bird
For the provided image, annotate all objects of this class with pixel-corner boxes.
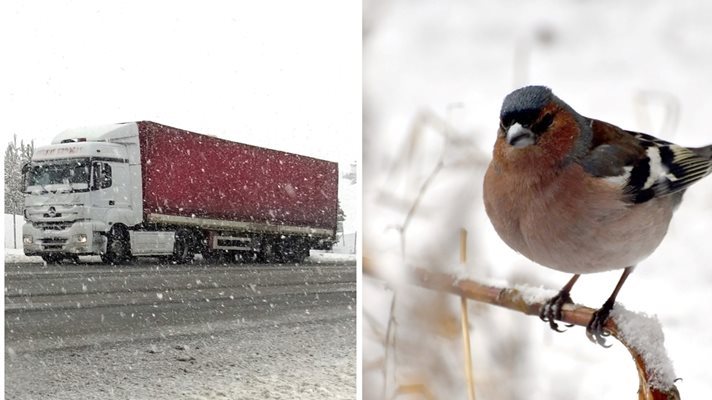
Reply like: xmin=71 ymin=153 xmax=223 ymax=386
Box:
xmin=483 ymin=85 xmax=712 ymax=345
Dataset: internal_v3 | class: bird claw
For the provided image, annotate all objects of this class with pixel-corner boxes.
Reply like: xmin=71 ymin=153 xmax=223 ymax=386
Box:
xmin=586 ymin=300 xmax=614 ymax=348
xmin=539 ymin=291 xmax=573 ymax=332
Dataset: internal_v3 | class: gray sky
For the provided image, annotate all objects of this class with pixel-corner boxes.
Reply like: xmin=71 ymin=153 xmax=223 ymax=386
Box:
xmin=2 ymin=1 xmax=360 ymax=167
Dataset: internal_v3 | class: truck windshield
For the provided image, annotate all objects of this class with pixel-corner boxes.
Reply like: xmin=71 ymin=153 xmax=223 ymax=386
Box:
xmin=24 ymin=159 xmax=91 ymax=193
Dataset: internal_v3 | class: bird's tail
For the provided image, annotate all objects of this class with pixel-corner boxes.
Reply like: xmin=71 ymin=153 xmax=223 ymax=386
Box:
xmin=691 ymin=145 xmax=712 ymax=176
xmin=692 ymin=144 xmax=712 ymax=160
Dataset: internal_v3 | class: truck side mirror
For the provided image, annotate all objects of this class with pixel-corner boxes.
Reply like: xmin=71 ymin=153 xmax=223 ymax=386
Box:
xmin=21 ymin=163 xmax=30 ymax=189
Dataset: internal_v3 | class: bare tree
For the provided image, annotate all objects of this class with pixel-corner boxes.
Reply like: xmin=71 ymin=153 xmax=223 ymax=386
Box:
xmin=4 ymin=135 xmax=33 ymax=248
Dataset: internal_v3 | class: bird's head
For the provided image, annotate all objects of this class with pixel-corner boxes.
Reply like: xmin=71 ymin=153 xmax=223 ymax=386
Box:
xmin=499 ymin=85 xmax=560 ymax=148
xmin=496 ymin=86 xmax=591 ymax=166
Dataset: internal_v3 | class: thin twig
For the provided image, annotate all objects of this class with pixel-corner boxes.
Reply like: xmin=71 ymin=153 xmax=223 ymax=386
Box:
xmin=390 ymin=157 xmax=445 ymax=257
xmin=401 ymin=158 xmax=445 ymax=234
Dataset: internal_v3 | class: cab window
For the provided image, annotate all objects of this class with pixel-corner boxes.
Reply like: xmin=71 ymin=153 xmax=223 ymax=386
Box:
xmin=92 ymin=162 xmax=112 ymax=190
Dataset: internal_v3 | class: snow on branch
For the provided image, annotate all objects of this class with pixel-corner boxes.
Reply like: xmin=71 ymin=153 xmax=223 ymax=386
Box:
xmin=364 ymin=260 xmax=681 ymax=400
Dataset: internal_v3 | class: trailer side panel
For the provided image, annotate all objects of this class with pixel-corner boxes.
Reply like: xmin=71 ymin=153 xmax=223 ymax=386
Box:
xmin=137 ymin=121 xmax=338 ymax=233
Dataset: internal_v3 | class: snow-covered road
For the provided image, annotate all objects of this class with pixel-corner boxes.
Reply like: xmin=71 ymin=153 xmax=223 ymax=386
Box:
xmin=5 ymin=259 xmax=356 ymax=399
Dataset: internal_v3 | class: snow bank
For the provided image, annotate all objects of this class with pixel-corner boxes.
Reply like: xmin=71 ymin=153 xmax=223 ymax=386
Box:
xmin=4 ymin=248 xmax=42 ymax=264
xmin=308 ymin=251 xmax=357 ymax=264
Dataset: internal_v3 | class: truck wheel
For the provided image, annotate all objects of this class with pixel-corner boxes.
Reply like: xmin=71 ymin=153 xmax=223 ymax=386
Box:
xmin=284 ymin=245 xmax=310 ymax=263
xmin=201 ymin=250 xmax=221 ymax=263
xmin=277 ymin=239 xmax=309 ymax=264
xmin=41 ymin=254 xmax=63 ymax=264
xmin=202 ymin=250 xmax=231 ymax=264
xmin=257 ymin=242 xmax=279 ymax=264
xmin=102 ymin=227 xmax=130 ymax=265
xmin=238 ymin=251 xmax=258 ymax=263
xmin=292 ymin=248 xmax=310 ymax=263
xmin=173 ymin=230 xmax=196 ymax=264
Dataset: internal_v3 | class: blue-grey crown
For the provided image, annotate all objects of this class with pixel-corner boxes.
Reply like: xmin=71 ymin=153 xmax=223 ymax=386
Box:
xmin=500 ymin=86 xmax=553 ymax=124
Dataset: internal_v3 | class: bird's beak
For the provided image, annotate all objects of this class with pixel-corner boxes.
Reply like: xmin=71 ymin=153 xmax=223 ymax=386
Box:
xmin=506 ymin=123 xmax=536 ymax=148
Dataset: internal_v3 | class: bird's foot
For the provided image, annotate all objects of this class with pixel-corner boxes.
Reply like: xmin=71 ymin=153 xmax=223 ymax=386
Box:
xmin=539 ymin=290 xmax=574 ymax=332
xmin=586 ymin=299 xmax=615 ymax=347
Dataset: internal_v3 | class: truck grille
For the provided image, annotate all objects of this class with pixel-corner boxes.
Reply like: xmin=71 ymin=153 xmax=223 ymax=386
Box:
xmin=34 ymin=221 xmax=74 ymax=231
xmin=41 ymin=237 xmax=67 ymax=250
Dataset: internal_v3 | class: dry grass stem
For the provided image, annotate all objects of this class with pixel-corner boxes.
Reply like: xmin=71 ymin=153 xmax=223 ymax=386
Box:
xmin=383 ymin=292 xmax=398 ymax=400
xmin=458 ymin=228 xmax=477 ymax=400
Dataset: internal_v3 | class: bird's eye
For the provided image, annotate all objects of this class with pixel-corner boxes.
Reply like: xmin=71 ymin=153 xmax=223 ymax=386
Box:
xmin=532 ymin=113 xmax=554 ymax=134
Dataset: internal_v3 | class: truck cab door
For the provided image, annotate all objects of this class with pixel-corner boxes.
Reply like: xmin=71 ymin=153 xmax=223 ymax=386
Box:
xmin=90 ymin=161 xmax=133 ymax=223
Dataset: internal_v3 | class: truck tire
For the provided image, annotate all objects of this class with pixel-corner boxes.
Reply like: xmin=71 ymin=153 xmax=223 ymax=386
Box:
xmin=257 ymin=242 xmax=280 ymax=264
xmin=291 ymin=248 xmax=310 ymax=263
xmin=201 ymin=250 xmax=222 ymax=263
xmin=102 ymin=226 xmax=130 ymax=265
xmin=238 ymin=251 xmax=258 ymax=263
xmin=279 ymin=239 xmax=309 ymax=264
xmin=283 ymin=243 xmax=310 ymax=264
xmin=172 ymin=229 xmax=196 ymax=264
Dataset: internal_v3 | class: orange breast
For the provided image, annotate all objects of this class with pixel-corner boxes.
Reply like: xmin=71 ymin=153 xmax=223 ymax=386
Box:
xmin=483 ymin=157 xmax=674 ymax=273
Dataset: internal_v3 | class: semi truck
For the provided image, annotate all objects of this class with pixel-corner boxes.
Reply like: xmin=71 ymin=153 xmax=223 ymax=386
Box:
xmin=22 ymin=121 xmax=338 ymax=264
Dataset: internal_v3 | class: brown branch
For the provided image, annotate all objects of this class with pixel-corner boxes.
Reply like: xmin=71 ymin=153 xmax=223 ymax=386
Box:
xmin=364 ymin=261 xmax=681 ymax=400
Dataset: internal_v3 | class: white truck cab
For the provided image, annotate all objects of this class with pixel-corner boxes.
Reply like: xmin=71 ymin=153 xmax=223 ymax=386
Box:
xmin=22 ymin=123 xmax=143 ymax=263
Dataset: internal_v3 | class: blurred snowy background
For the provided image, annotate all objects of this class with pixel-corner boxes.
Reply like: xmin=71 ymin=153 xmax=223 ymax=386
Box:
xmin=364 ymin=0 xmax=712 ymax=399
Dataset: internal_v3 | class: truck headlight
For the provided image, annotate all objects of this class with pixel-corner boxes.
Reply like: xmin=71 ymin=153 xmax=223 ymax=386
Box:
xmin=76 ymin=234 xmax=88 ymax=243
xmin=23 ymin=235 xmax=33 ymax=245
